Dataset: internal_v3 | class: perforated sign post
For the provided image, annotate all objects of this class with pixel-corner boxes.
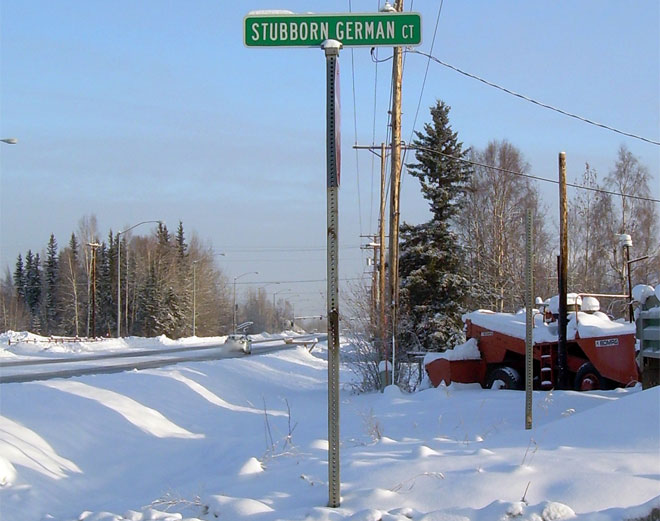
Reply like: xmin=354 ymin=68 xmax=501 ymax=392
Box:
xmin=245 ymin=11 xmax=421 ymax=508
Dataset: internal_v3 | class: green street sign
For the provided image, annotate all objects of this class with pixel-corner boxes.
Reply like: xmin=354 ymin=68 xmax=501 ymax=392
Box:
xmin=244 ymin=12 xmax=422 ymax=48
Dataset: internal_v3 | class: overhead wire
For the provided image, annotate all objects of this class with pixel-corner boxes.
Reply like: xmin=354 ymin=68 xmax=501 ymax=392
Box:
xmin=368 ymin=0 xmax=382 ymax=233
xmin=410 ymin=144 xmax=660 ymax=204
xmin=399 ymin=0 xmax=444 ymax=206
xmin=348 ymin=0 xmax=364 ymax=246
xmin=403 ymin=0 xmax=443 ymax=169
xmin=406 ymin=49 xmax=660 ymax=147
xmin=234 ymin=276 xmax=368 ymax=285
xmin=218 ymin=245 xmax=362 ymax=253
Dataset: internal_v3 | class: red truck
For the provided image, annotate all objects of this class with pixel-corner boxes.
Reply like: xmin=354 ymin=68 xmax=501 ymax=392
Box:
xmin=425 ymin=296 xmax=639 ymax=391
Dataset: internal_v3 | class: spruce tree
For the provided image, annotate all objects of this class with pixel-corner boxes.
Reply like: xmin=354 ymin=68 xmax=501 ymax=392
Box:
xmin=398 ymin=100 xmax=474 ymax=351
xmin=175 ymin=221 xmax=187 ymax=261
xmin=137 ymin=262 xmax=161 ymax=336
xmin=157 ymin=222 xmax=170 ymax=247
xmin=14 ymin=254 xmax=25 ymax=300
xmin=96 ymin=239 xmax=116 ymax=336
xmin=44 ymin=234 xmax=59 ymax=334
xmin=25 ymin=250 xmax=42 ymax=332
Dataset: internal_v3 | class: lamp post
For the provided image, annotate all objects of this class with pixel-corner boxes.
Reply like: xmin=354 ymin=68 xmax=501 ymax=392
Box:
xmin=117 ymin=220 xmax=161 ymax=337
xmin=272 ymin=288 xmax=291 ymax=310
xmin=1 ymin=138 xmax=18 ymax=145
xmin=267 ymin=287 xmax=289 ymax=331
xmin=192 ymin=261 xmax=198 ymax=337
xmin=233 ymin=271 xmax=258 ymax=333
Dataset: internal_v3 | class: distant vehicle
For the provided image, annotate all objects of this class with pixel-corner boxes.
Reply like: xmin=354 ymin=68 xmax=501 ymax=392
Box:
xmin=224 ymin=334 xmax=252 ymax=354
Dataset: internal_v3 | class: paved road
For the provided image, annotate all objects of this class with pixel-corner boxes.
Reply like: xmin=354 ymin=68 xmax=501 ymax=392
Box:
xmin=0 ymin=334 xmax=324 ymax=384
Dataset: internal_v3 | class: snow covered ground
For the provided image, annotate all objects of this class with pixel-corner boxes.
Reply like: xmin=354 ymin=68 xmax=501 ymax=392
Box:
xmin=0 ymin=334 xmax=658 ymax=521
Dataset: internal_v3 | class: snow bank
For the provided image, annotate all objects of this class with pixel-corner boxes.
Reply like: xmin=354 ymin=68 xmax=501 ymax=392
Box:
xmin=1 ymin=336 xmax=658 ymax=521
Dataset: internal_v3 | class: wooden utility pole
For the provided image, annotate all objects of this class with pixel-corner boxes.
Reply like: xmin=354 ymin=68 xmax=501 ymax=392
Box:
xmin=378 ymin=142 xmax=388 ymax=356
xmin=557 ymin=152 xmax=568 ymax=390
xmin=88 ymin=242 xmax=101 ymax=338
xmin=388 ymin=0 xmax=404 ymax=386
xmin=353 ymin=142 xmax=414 ymax=374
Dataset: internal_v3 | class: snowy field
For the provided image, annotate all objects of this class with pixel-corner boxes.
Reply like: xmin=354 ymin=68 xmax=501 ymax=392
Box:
xmin=0 ymin=334 xmax=659 ymax=521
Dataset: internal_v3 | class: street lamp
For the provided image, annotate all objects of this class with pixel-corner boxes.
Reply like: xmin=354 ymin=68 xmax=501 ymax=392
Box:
xmin=258 ymin=282 xmax=280 ymax=301
xmin=1 ymin=138 xmax=18 ymax=145
xmin=192 ymin=261 xmax=199 ymax=337
xmin=272 ymin=288 xmax=291 ymax=309
xmin=272 ymin=288 xmax=291 ymax=331
xmin=233 ymin=271 xmax=258 ymax=333
xmin=117 ymin=220 xmax=161 ymax=337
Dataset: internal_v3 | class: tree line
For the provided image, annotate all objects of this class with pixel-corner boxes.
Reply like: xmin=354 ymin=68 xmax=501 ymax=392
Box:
xmin=1 ymin=217 xmax=293 ymax=337
xmin=395 ymin=100 xmax=659 ymax=351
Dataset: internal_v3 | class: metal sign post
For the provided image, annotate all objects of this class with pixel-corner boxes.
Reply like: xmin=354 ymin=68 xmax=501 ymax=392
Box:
xmin=244 ymin=11 xmax=422 ymax=508
xmin=323 ymin=39 xmax=342 ymax=508
xmin=525 ymin=209 xmax=534 ymax=430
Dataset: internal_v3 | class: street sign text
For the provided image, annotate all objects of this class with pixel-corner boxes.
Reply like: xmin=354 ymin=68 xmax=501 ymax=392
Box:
xmin=244 ymin=12 xmax=422 ymax=48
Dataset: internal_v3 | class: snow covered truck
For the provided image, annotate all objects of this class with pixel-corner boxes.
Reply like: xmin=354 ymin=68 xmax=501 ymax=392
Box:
xmin=425 ymin=294 xmax=640 ymax=391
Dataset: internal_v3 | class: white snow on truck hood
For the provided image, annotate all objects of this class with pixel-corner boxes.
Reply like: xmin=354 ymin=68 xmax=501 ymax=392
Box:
xmin=463 ymin=309 xmax=635 ymax=342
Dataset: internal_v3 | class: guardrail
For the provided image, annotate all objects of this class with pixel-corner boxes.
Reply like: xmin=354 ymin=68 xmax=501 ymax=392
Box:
xmin=7 ymin=336 xmax=107 ymax=346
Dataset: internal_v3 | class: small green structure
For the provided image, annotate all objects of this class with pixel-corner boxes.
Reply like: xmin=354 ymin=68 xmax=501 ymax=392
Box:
xmin=637 ymin=293 xmax=660 ymax=389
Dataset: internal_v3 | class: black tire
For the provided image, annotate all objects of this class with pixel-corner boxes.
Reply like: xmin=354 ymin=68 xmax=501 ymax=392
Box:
xmin=486 ymin=366 xmax=522 ymax=390
xmin=574 ymin=362 xmax=603 ymax=391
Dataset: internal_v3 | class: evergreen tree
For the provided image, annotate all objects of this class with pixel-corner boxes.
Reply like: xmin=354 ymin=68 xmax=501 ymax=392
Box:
xmin=137 ymin=262 xmax=162 ymax=336
xmin=156 ymin=222 xmax=170 ymax=247
xmin=14 ymin=254 xmax=25 ymax=300
xmin=5 ymin=216 xmax=233 ymax=337
xmin=96 ymin=238 xmax=116 ymax=336
xmin=25 ymin=251 xmax=42 ymax=332
xmin=175 ymin=221 xmax=187 ymax=261
xmin=44 ymin=234 xmax=59 ymax=334
xmin=399 ymin=100 xmax=474 ymax=351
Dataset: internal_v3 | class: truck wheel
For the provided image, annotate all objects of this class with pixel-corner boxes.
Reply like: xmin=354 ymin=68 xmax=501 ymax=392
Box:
xmin=487 ymin=367 xmax=521 ymax=390
xmin=574 ymin=362 xmax=602 ymax=391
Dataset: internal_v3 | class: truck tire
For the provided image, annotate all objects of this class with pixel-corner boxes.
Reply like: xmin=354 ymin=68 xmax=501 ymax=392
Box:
xmin=486 ymin=366 xmax=521 ymax=390
xmin=574 ymin=362 xmax=603 ymax=391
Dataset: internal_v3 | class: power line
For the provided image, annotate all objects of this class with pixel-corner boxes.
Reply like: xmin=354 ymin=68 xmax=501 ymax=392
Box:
xmin=369 ymin=10 xmax=380 ymax=233
xmin=406 ymin=49 xmax=660 ymax=147
xmin=218 ymin=245 xmax=362 ymax=253
xmin=408 ymin=1 xmax=442 ymax=145
xmin=410 ymin=144 xmax=660 ymax=204
xmin=235 ymin=276 xmax=368 ymax=285
xmin=403 ymin=1 xmax=444 ymax=183
xmin=348 ymin=0 xmax=364 ymax=245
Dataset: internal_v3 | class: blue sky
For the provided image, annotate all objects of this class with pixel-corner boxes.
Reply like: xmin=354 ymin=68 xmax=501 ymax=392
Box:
xmin=1 ymin=1 xmax=658 ymax=316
